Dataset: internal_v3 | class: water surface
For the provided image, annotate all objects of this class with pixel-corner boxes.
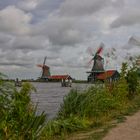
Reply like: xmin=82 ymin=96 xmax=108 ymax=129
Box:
xmin=31 ymin=82 xmax=91 ymax=119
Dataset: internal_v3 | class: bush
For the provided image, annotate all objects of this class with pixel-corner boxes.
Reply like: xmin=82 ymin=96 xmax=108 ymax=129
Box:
xmin=126 ymin=67 xmax=139 ymax=96
xmin=58 ymin=86 xmax=124 ymax=120
xmin=0 ymin=75 xmax=46 ymax=140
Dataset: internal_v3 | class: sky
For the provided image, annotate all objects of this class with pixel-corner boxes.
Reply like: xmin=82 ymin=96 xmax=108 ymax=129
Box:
xmin=0 ymin=0 xmax=140 ymax=80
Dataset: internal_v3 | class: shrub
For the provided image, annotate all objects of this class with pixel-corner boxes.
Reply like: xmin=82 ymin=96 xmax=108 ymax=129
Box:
xmin=58 ymin=86 xmax=121 ymax=119
xmin=126 ymin=67 xmax=139 ymax=96
xmin=0 ymin=75 xmax=46 ymax=140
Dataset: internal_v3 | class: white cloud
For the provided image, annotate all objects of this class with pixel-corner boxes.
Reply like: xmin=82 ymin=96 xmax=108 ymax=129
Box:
xmin=17 ymin=0 xmax=42 ymax=11
xmin=0 ymin=6 xmax=32 ymax=35
xmin=59 ymin=0 xmax=124 ymax=17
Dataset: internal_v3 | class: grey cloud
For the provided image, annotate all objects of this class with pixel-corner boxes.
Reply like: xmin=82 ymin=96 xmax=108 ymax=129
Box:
xmin=122 ymin=36 xmax=140 ymax=50
xmin=110 ymin=9 xmax=140 ymax=28
xmin=33 ymin=17 xmax=89 ymax=46
xmin=59 ymin=0 xmax=124 ymax=17
xmin=109 ymin=36 xmax=140 ymax=68
xmin=0 ymin=33 xmax=12 ymax=44
xmin=12 ymin=36 xmax=47 ymax=50
xmin=51 ymin=63 xmax=64 ymax=67
xmin=128 ymin=36 xmax=140 ymax=46
xmin=0 ymin=0 xmax=18 ymax=10
xmin=0 ymin=62 xmax=32 ymax=68
xmin=0 ymin=49 xmax=35 ymax=68
xmin=31 ymin=0 xmax=63 ymax=18
xmin=111 ymin=0 xmax=125 ymax=8
xmin=0 ymin=52 xmax=37 ymax=70
xmin=59 ymin=0 xmax=109 ymax=16
xmin=63 ymin=56 xmax=87 ymax=68
xmin=47 ymin=56 xmax=60 ymax=60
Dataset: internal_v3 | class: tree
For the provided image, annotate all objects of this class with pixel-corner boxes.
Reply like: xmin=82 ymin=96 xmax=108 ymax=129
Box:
xmin=126 ymin=64 xmax=139 ymax=96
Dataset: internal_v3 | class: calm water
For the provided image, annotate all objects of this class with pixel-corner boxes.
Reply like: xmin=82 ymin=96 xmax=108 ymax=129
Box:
xmin=31 ymin=82 xmax=91 ymax=119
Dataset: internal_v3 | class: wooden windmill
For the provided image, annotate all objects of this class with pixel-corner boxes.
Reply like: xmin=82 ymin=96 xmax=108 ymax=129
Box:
xmin=37 ymin=57 xmax=51 ymax=80
xmin=87 ymin=44 xmax=105 ymax=82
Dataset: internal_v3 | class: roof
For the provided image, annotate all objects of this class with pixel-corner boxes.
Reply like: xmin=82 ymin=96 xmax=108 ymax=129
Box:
xmin=48 ymin=75 xmax=72 ymax=80
xmin=97 ymin=70 xmax=117 ymax=80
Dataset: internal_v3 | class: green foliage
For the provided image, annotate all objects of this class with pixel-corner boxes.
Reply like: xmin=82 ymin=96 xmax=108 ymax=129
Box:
xmin=137 ymin=68 xmax=140 ymax=78
xmin=127 ymin=70 xmax=138 ymax=94
xmin=41 ymin=115 xmax=90 ymax=138
xmin=120 ymin=62 xmax=128 ymax=78
xmin=58 ymin=85 xmax=127 ymax=120
xmin=58 ymin=89 xmax=86 ymax=118
xmin=116 ymin=63 xmax=129 ymax=100
xmin=126 ymin=65 xmax=139 ymax=97
xmin=0 ymin=75 xmax=46 ymax=140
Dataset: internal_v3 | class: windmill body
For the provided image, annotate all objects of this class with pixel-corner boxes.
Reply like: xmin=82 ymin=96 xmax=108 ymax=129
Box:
xmin=37 ymin=57 xmax=51 ymax=80
xmin=87 ymin=54 xmax=105 ymax=82
xmin=41 ymin=65 xmax=50 ymax=79
xmin=92 ymin=55 xmax=104 ymax=72
xmin=87 ymin=45 xmax=105 ymax=82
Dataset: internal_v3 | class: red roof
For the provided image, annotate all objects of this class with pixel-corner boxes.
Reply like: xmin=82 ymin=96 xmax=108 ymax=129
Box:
xmin=97 ymin=70 xmax=116 ymax=80
xmin=48 ymin=75 xmax=71 ymax=80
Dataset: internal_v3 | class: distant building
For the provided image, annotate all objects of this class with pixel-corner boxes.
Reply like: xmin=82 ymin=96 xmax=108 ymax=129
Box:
xmin=96 ymin=70 xmax=120 ymax=82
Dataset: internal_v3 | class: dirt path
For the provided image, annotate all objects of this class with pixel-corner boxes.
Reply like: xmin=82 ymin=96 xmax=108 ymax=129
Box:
xmin=103 ymin=111 xmax=140 ymax=140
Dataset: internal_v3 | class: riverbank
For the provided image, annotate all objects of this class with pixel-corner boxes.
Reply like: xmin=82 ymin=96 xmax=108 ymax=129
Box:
xmin=66 ymin=94 xmax=140 ymax=140
xmin=39 ymin=85 xmax=140 ymax=140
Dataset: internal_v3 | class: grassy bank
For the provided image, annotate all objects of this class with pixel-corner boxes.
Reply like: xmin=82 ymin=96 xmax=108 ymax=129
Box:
xmin=40 ymin=86 xmax=140 ymax=140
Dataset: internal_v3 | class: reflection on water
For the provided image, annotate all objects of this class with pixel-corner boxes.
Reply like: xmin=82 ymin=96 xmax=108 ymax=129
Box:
xmin=31 ymin=82 xmax=91 ymax=119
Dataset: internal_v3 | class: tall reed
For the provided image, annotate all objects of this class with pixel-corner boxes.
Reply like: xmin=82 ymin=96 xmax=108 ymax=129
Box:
xmin=0 ymin=76 xmax=46 ymax=140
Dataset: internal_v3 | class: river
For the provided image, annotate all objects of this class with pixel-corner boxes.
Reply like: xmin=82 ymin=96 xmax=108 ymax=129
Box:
xmin=31 ymin=82 xmax=91 ymax=119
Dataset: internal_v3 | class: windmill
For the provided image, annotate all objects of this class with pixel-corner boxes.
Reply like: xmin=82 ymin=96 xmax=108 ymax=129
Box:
xmin=87 ymin=43 xmax=105 ymax=82
xmin=37 ymin=57 xmax=51 ymax=80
